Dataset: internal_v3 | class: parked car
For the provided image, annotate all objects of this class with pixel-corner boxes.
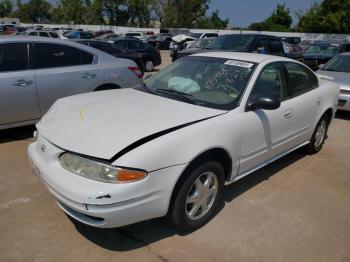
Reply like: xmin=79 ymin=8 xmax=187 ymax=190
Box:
xmin=93 ymin=30 xmax=114 ymax=38
xmin=112 ymin=37 xmax=161 ymax=72
xmin=75 ymin=39 xmax=145 ymax=75
xmin=147 ymin=33 xmax=173 ymax=49
xmin=281 ymin=37 xmax=301 ymax=45
xmin=23 ymin=30 xmax=61 ymax=39
xmin=303 ymin=42 xmax=350 ymax=70
xmin=95 ymin=33 xmax=120 ymax=40
xmin=0 ymin=37 xmax=142 ymax=130
xmin=124 ymin=32 xmax=146 ymax=39
xmin=176 ymin=38 xmax=214 ymax=60
xmin=317 ymin=53 xmax=350 ymax=111
xmin=0 ymin=24 xmax=15 ymax=33
xmin=64 ymin=31 xmax=94 ymax=39
xmin=175 ymin=34 xmax=286 ymax=60
xmin=1 ymin=26 xmax=26 ymax=35
xmin=28 ymin=52 xmax=338 ymax=232
xmin=283 ymin=42 xmax=304 ymax=61
xmin=189 ymin=32 xmax=219 ymax=39
xmin=169 ymin=35 xmax=197 ymax=61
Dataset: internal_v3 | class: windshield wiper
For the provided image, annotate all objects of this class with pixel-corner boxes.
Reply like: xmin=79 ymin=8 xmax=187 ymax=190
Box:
xmin=155 ymin=88 xmax=197 ymax=105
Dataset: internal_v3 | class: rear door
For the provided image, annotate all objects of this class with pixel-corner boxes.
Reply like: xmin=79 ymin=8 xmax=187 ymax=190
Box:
xmin=0 ymin=42 xmax=40 ymax=125
xmin=282 ymin=62 xmax=321 ymax=144
xmin=33 ymin=43 xmax=100 ymax=114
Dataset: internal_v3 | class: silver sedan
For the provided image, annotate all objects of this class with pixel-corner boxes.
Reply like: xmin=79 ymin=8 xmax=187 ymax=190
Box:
xmin=317 ymin=53 xmax=350 ymax=111
xmin=0 ymin=36 xmax=142 ymax=130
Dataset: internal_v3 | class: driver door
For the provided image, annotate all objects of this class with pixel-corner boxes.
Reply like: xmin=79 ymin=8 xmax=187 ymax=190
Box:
xmin=239 ymin=62 xmax=296 ymax=173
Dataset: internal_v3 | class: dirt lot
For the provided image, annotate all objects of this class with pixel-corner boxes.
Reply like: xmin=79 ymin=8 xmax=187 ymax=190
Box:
xmin=0 ymin=51 xmax=350 ymax=262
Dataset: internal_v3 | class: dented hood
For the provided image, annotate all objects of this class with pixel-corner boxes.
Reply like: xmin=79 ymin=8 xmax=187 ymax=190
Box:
xmin=37 ymin=88 xmax=225 ymax=160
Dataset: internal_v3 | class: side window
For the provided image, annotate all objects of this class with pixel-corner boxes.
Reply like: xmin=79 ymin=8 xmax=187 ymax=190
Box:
xmin=34 ymin=43 xmax=94 ymax=69
xmin=250 ymin=63 xmax=286 ymax=99
xmin=0 ymin=43 xmax=28 ymax=72
xmin=269 ymin=39 xmax=284 ymax=55
xmin=49 ymin=32 xmax=59 ymax=38
xmin=284 ymin=62 xmax=318 ymax=97
xmin=90 ymin=43 xmax=114 ymax=55
xmin=115 ymin=41 xmax=128 ymax=49
xmin=128 ymin=41 xmax=143 ymax=49
xmin=253 ymin=38 xmax=269 ymax=54
xmin=39 ymin=32 xmax=50 ymax=37
xmin=29 ymin=32 xmax=38 ymax=36
xmin=341 ymin=44 xmax=350 ymax=53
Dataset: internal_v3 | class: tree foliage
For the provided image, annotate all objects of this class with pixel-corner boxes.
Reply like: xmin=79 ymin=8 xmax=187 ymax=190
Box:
xmin=296 ymin=0 xmax=350 ymax=33
xmin=13 ymin=0 xmax=52 ymax=23
xmin=196 ymin=10 xmax=229 ymax=29
xmin=247 ymin=4 xmax=292 ymax=32
xmin=0 ymin=0 xmax=13 ymax=17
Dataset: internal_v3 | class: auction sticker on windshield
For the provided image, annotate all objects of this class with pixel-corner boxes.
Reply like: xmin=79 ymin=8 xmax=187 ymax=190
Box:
xmin=224 ymin=60 xmax=254 ymax=68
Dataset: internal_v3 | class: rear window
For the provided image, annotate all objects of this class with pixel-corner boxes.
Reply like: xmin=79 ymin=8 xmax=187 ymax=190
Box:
xmin=33 ymin=43 xmax=94 ymax=69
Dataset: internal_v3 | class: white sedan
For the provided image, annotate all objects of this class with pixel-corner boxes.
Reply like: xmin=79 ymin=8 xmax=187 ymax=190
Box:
xmin=28 ymin=52 xmax=339 ymax=232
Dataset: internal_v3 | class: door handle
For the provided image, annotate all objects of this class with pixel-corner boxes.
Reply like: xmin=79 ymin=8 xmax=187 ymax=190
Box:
xmin=82 ymin=73 xmax=96 ymax=79
xmin=13 ymin=79 xmax=34 ymax=86
xmin=284 ymin=110 xmax=294 ymax=118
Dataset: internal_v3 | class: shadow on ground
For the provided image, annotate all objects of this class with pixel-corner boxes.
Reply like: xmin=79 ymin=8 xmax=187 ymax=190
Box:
xmin=335 ymin=111 xmax=350 ymax=121
xmin=0 ymin=125 xmax=36 ymax=144
xmin=72 ymin=149 xmax=306 ymax=251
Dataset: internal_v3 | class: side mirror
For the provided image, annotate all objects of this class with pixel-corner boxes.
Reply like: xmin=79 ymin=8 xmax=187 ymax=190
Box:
xmin=246 ymin=96 xmax=281 ymax=111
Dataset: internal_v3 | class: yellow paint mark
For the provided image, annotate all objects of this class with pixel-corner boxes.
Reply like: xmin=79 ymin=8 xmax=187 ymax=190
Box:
xmin=80 ymin=108 xmax=84 ymax=120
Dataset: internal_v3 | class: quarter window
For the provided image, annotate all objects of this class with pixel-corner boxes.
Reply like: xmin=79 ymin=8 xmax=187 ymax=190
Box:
xmin=269 ymin=39 xmax=284 ymax=55
xmin=284 ymin=62 xmax=318 ymax=97
xmin=0 ymin=43 xmax=28 ymax=72
xmin=39 ymin=32 xmax=50 ymax=37
xmin=33 ymin=43 xmax=94 ymax=69
xmin=251 ymin=63 xmax=286 ymax=99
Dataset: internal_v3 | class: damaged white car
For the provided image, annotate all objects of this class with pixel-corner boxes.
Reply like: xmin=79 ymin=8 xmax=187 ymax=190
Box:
xmin=28 ymin=52 xmax=339 ymax=232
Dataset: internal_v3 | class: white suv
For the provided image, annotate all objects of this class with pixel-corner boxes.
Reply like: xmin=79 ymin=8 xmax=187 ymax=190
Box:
xmin=0 ymin=36 xmax=142 ymax=130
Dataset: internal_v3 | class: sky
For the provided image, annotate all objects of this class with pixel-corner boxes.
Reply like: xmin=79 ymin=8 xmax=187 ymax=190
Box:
xmin=207 ymin=0 xmax=321 ymax=27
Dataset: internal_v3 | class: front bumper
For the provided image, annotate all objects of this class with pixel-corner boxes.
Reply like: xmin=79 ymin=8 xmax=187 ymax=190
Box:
xmin=28 ymin=135 xmax=186 ymax=228
xmin=338 ymin=91 xmax=350 ymax=111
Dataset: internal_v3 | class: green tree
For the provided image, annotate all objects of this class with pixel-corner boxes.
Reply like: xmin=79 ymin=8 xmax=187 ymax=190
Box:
xmin=58 ymin=0 xmax=86 ymax=24
xmin=15 ymin=0 xmax=52 ymax=23
xmin=127 ymin=0 xmax=154 ymax=27
xmin=296 ymin=0 xmax=350 ymax=33
xmin=103 ymin=0 xmax=130 ymax=26
xmin=0 ymin=0 xmax=13 ymax=17
xmin=84 ymin=0 xmax=105 ymax=24
xmin=196 ymin=10 xmax=229 ymax=29
xmin=247 ymin=3 xmax=293 ymax=32
xmin=161 ymin=0 xmax=209 ymax=28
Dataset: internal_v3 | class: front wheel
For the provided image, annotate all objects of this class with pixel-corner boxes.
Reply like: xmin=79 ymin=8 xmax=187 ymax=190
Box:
xmin=305 ymin=115 xmax=329 ymax=154
xmin=171 ymin=161 xmax=224 ymax=232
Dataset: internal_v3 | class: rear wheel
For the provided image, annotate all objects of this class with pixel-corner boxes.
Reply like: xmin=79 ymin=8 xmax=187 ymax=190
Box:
xmin=171 ymin=161 xmax=224 ymax=232
xmin=305 ymin=115 xmax=329 ymax=154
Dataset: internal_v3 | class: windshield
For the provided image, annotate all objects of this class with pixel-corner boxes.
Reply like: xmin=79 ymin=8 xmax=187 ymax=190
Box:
xmin=187 ymin=39 xmax=212 ymax=49
xmin=305 ymin=45 xmax=338 ymax=55
xmin=323 ymin=55 xmax=350 ymax=73
xmin=205 ymin=35 xmax=255 ymax=51
xmin=143 ymin=56 xmax=256 ymax=110
xmin=190 ymin=33 xmax=202 ymax=39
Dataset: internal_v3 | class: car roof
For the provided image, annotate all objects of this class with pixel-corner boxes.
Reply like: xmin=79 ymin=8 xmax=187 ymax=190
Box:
xmin=191 ymin=52 xmax=294 ymax=64
xmin=219 ymin=34 xmax=281 ymax=39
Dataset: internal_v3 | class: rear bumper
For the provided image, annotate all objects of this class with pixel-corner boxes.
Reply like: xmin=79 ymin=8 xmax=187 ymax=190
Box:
xmin=28 ymin=135 xmax=186 ymax=228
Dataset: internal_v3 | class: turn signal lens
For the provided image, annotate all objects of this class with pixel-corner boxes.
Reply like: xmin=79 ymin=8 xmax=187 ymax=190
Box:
xmin=117 ymin=169 xmax=147 ymax=183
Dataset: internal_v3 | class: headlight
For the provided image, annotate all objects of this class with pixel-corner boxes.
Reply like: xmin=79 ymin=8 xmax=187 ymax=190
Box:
xmin=59 ymin=153 xmax=147 ymax=183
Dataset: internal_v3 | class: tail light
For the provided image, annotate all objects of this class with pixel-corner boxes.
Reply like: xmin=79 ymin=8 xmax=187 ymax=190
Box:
xmin=128 ymin=66 xmax=143 ymax=79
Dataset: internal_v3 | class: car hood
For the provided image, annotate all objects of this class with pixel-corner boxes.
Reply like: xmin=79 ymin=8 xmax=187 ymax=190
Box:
xmin=37 ymin=88 xmax=225 ymax=161
xmin=317 ymin=70 xmax=350 ymax=91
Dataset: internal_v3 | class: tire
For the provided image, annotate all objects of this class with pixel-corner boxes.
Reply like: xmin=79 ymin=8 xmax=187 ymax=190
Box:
xmin=171 ymin=161 xmax=224 ymax=232
xmin=145 ymin=60 xmax=154 ymax=72
xmin=304 ymin=115 xmax=329 ymax=154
